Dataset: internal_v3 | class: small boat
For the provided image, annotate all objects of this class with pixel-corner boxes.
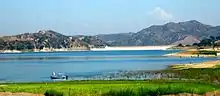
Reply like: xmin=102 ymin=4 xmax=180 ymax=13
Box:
xmin=50 ymin=72 xmax=68 ymax=80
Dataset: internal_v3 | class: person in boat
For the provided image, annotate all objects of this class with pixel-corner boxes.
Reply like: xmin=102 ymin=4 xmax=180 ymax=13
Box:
xmin=51 ymin=72 xmax=68 ymax=80
xmin=66 ymin=75 xmax=68 ymax=80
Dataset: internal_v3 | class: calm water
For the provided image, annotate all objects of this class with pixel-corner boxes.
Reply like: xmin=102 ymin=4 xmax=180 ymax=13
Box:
xmin=0 ymin=50 xmax=219 ymax=82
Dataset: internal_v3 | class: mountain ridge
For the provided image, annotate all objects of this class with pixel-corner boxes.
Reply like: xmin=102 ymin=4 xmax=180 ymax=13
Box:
xmin=96 ymin=20 xmax=219 ymax=46
xmin=1 ymin=20 xmax=220 ymax=51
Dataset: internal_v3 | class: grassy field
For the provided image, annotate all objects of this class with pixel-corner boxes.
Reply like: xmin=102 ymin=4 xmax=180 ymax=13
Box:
xmin=166 ymin=60 xmax=220 ymax=84
xmin=0 ymin=80 xmax=219 ymax=96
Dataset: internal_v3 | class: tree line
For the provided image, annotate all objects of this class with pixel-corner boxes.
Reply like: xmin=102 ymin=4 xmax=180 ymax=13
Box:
xmin=193 ymin=36 xmax=220 ymax=48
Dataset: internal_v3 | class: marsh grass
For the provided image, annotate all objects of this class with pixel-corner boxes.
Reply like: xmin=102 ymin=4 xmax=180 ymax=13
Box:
xmin=165 ymin=68 xmax=220 ymax=83
xmin=198 ymin=50 xmax=217 ymax=55
xmin=102 ymin=85 xmax=212 ymax=96
xmin=215 ymin=64 xmax=220 ymax=68
xmin=0 ymin=80 xmax=218 ymax=96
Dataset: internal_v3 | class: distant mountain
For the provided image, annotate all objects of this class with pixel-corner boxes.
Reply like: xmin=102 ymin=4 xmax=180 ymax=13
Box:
xmin=0 ymin=30 xmax=107 ymax=51
xmin=96 ymin=20 xmax=220 ymax=46
xmin=96 ymin=32 xmax=134 ymax=46
xmin=1 ymin=20 xmax=220 ymax=51
xmin=73 ymin=35 xmax=109 ymax=48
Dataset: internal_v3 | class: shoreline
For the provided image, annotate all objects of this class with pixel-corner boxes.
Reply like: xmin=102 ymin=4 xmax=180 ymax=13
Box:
xmin=169 ymin=60 xmax=220 ymax=70
xmin=164 ymin=52 xmax=218 ymax=57
xmin=0 ymin=49 xmax=90 ymax=53
xmin=164 ymin=48 xmax=220 ymax=57
xmin=0 ymin=45 xmax=175 ymax=53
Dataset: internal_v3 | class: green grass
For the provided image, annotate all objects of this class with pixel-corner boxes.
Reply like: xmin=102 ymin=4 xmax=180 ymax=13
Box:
xmin=198 ymin=50 xmax=217 ymax=55
xmin=164 ymin=68 xmax=220 ymax=83
xmin=0 ymin=80 xmax=219 ymax=96
xmin=215 ymin=64 xmax=220 ymax=68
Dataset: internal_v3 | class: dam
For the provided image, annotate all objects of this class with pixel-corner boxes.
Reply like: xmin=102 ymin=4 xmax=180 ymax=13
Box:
xmin=90 ymin=45 xmax=175 ymax=51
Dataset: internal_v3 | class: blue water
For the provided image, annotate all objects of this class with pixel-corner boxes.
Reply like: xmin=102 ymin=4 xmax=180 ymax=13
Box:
xmin=0 ymin=50 xmax=219 ymax=82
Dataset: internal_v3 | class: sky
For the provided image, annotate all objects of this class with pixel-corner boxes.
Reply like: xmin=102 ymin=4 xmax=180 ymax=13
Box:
xmin=0 ymin=0 xmax=220 ymax=36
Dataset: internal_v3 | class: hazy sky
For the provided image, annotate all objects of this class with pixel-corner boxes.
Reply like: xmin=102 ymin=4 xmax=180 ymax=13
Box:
xmin=0 ymin=0 xmax=220 ymax=36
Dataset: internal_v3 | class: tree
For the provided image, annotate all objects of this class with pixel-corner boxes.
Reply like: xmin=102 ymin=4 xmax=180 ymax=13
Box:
xmin=177 ymin=43 xmax=184 ymax=47
xmin=193 ymin=43 xmax=199 ymax=46
xmin=185 ymin=44 xmax=191 ymax=47
xmin=216 ymin=36 xmax=220 ymax=40
xmin=209 ymin=36 xmax=216 ymax=50
xmin=210 ymin=36 xmax=216 ymax=41
xmin=0 ymin=39 xmax=5 ymax=50
xmin=200 ymin=39 xmax=212 ymax=46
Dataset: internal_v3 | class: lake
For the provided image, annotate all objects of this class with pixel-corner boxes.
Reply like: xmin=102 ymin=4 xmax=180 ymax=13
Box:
xmin=0 ymin=50 xmax=219 ymax=82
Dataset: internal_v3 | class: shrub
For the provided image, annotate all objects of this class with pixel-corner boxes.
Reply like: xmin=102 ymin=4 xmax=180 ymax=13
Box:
xmin=198 ymin=50 xmax=217 ymax=55
xmin=44 ymin=89 xmax=63 ymax=96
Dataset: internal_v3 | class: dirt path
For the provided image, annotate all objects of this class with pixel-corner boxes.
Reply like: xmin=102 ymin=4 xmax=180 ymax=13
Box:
xmin=0 ymin=92 xmax=43 ymax=96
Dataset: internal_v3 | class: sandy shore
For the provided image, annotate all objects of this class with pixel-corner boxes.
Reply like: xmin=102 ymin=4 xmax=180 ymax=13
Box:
xmin=165 ymin=52 xmax=216 ymax=57
xmin=170 ymin=60 xmax=220 ymax=70
xmin=165 ymin=49 xmax=219 ymax=57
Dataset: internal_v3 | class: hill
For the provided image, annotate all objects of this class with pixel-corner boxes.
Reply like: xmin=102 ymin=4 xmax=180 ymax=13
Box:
xmin=96 ymin=20 xmax=220 ymax=46
xmin=0 ymin=30 xmax=107 ymax=51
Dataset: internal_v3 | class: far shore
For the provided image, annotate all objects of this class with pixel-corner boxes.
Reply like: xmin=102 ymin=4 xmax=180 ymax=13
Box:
xmin=169 ymin=60 xmax=220 ymax=70
xmin=164 ymin=48 xmax=220 ymax=57
xmin=0 ymin=48 xmax=89 ymax=53
xmin=0 ymin=45 xmax=176 ymax=53
xmin=164 ymin=52 xmax=218 ymax=57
